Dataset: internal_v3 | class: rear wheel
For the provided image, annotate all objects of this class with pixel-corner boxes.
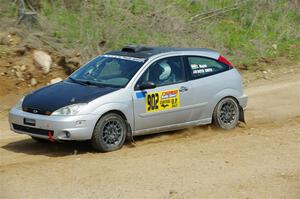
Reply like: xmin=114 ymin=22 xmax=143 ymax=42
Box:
xmin=213 ymin=97 xmax=239 ymax=129
xmin=91 ymin=113 xmax=127 ymax=152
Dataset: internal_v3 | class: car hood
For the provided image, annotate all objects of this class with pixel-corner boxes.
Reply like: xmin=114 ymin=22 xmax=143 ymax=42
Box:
xmin=22 ymin=81 xmax=120 ymax=114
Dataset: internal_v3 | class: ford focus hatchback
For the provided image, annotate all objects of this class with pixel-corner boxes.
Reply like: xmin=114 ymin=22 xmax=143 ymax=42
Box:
xmin=9 ymin=45 xmax=248 ymax=152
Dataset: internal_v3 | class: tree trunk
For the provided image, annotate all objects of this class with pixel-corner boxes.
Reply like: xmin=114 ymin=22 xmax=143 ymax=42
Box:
xmin=17 ymin=0 xmax=40 ymax=29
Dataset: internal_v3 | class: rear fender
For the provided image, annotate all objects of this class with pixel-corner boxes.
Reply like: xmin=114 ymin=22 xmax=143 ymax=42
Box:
xmin=212 ymin=89 xmax=246 ymax=123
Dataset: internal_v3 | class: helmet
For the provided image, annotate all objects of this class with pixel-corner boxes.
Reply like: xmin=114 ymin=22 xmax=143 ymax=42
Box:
xmin=158 ymin=62 xmax=171 ymax=81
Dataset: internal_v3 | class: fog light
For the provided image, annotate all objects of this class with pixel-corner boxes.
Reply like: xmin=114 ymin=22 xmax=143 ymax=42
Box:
xmin=75 ymin=120 xmax=86 ymax=126
xmin=65 ymin=131 xmax=71 ymax=138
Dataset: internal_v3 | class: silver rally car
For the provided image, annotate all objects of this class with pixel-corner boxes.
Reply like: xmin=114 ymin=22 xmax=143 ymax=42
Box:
xmin=9 ymin=45 xmax=247 ymax=152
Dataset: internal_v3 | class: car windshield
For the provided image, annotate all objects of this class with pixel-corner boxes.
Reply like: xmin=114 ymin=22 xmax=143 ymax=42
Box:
xmin=69 ymin=55 xmax=145 ymax=87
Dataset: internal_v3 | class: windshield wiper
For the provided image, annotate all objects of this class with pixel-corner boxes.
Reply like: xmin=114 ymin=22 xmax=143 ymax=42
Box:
xmin=69 ymin=77 xmax=90 ymax=86
xmin=69 ymin=77 xmax=109 ymax=88
xmin=84 ymin=81 xmax=106 ymax=88
xmin=77 ymin=78 xmax=105 ymax=87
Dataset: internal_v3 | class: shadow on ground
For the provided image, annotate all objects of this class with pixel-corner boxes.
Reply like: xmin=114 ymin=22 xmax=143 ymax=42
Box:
xmin=1 ymin=125 xmax=222 ymax=157
xmin=1 ymin=138 xmax=94 ymax=157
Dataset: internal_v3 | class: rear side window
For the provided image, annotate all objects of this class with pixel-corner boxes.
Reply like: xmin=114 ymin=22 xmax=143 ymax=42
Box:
xmin=187 ymin=56 xmax=228 ymax=79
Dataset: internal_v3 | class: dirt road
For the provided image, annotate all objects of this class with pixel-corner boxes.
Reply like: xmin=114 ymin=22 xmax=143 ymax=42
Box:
xmin=0 ymin=72 xmax=299 ymax=199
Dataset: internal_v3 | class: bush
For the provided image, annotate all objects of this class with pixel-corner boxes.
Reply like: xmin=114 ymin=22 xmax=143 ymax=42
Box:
xmin=2 ymin=0 xmax=300 ymax=68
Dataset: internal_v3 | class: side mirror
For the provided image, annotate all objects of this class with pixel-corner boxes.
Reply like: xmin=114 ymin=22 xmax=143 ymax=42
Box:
xmin=138 ymin=81 xmax=156 ymax=90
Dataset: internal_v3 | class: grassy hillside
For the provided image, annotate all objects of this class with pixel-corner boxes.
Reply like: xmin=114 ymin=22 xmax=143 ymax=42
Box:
xmin=1 ymin=0 xmax=299 ymax=69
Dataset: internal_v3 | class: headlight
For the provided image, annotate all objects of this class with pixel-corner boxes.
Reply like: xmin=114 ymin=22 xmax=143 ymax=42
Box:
xmin=51 ymin=103 xmax=87 ymax=116
xmin=15 ymin=96 xmax=25 ymax=110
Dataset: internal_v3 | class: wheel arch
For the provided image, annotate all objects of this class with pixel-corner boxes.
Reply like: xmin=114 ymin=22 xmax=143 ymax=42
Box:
xmin=92 ymin=106 xmax=134 ymax=141
xmin=212 ymin=95 xmax=245 ymax=123
xmin=101 ymin=110 xmax=127 ymax=121
xmin=101 ymin=110 xmax=134 ymax=139
xmin=211 ymin=88 xmax=245 ymax=123
xmin=91 ymin=102 xmax=134 ymax=126
xmin=91 ymin=109 xmax=129 ymax=152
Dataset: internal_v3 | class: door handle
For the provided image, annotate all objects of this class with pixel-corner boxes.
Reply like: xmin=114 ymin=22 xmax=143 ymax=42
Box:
xmin=179 ymin=86 xmax=188 ymax=93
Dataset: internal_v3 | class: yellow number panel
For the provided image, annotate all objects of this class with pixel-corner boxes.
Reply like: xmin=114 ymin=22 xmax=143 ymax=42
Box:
xmin=146 ymin=89 xmax=180 ymax=112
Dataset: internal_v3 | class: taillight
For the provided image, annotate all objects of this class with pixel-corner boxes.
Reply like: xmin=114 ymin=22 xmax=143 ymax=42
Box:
xmin=218 ymin=55 xmax=233 ymax=67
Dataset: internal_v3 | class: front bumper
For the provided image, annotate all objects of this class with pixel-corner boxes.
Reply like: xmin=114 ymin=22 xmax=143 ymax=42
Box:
xmin=8 ymin=108 xmax=99 ymax=141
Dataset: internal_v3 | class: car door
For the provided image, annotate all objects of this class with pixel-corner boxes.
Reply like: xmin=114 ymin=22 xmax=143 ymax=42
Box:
xmin=132 ymin=56 xmax=193 ymax=133
xmin=184 ymin=56 xmax=231 ymax=122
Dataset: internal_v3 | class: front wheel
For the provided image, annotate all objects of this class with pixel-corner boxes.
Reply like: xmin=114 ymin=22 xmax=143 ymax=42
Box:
xmin=213 ymin=97 xmax=240 ymax=129
xmin=91 ymin=113 xmax=127 ymax=152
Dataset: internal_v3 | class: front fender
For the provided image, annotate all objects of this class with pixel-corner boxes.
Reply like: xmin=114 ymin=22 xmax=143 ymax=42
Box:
xmin=90 ymin=102 xmax=134 ymax=130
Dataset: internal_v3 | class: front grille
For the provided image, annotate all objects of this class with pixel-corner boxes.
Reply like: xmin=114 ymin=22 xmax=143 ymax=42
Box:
xmin=22 ymin=107 xmax=52 ymax=115
xmin=12 ymin=124 xmax=54 ymax=136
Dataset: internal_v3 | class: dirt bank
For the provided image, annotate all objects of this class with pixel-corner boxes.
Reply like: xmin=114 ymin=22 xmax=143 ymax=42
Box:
xmin=0 ymin=70 xmax=299 ymax=199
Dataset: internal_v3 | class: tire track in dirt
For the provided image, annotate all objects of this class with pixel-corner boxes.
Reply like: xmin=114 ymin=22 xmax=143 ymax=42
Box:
xmin=0 ymin=72 xmax=299 ymax=199
xmin=0 ymin=73 xmax=299 ymax=164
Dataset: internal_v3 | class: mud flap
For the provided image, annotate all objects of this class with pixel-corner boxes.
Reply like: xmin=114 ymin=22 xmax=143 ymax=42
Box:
xmin=239 ymin=105 xmax=246 ymax=123
xmin=126 ymin=121 xmax=135 ymax=144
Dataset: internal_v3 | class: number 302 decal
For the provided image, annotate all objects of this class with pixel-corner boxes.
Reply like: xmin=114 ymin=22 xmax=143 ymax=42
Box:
xmin=145 ymin=89 xmax=180 ymax=113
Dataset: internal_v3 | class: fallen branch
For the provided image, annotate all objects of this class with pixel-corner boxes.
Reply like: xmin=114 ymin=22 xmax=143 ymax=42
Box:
xmin=190 ymin=0 xmax=250 ymax=23
xmin=191 ymin=6 xmax=239 ymax=23
xmin=190 ymin=6 xmax=235 ymax=21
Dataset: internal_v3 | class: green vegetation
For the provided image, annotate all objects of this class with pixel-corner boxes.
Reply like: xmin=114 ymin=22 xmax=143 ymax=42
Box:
xmin=1 ymin=0 xmax=299 ymax=69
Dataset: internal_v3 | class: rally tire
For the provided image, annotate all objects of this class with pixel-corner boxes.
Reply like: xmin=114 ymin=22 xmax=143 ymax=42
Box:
xmin=213 ymin=97 xmax=240 ymax=130
xmin=91 ymin=113 xmax=127 ymax=152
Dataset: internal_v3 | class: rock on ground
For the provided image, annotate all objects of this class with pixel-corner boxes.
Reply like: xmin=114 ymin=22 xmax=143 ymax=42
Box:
xmin=33 ymin=50 xmax=52 ymax=74
xmin=30 ymin=78 xmax=37 ymax=86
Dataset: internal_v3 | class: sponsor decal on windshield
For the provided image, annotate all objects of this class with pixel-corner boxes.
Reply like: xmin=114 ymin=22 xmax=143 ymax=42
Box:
xmin=145 ymin=89 xmax=180 ymax=112
xmin=103 ymin=54 xmax=145 ymax=62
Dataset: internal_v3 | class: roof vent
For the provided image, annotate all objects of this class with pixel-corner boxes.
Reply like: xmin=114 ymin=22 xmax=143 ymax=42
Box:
xmin=121 ymin=45 xmax=152 ymax=53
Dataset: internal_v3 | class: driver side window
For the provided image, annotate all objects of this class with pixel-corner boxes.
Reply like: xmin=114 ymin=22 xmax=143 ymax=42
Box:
xmin=137 ymin=56 xmax=185 ymax=88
